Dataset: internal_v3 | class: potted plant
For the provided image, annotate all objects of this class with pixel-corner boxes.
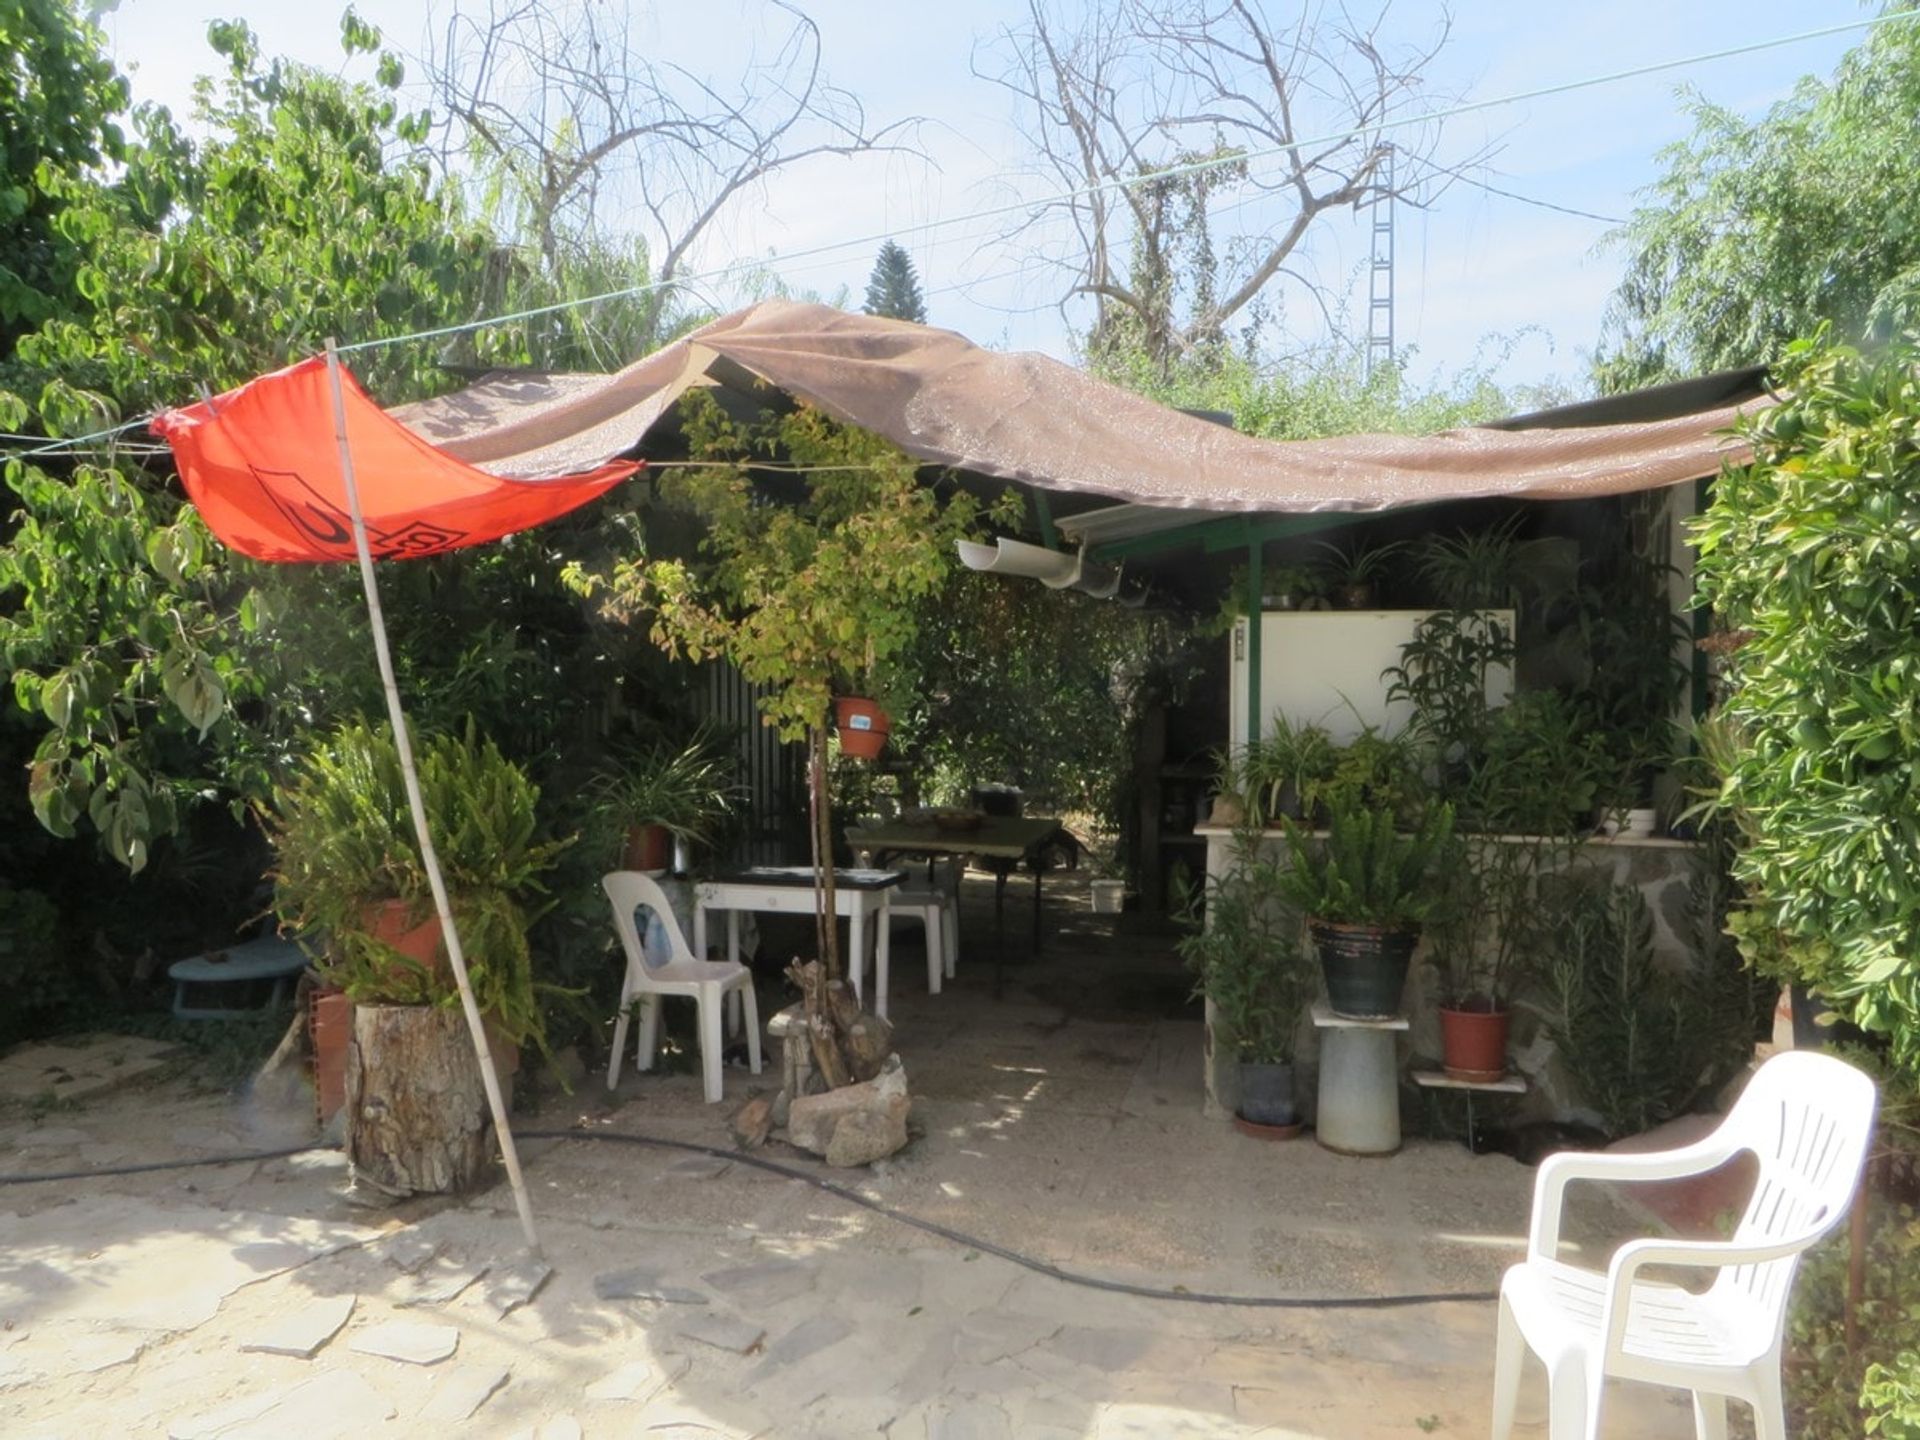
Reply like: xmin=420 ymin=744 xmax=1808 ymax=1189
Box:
xmin=1238 ymin=715 xmax=1339 ymax=826
xmin=1312 ymin=538 xmax=1406 ymax=609
xmin=267 ymin=720 xmax=569 ymax=1195
xmin=1423 ymin=834 xmax=1532 ymax=1081
xmin=1260 ymin=564 xmax=1328 ymax=612
xmin=590 ymin=727 xmax=740 ymax=873
xmin=1277 ymin=797 xmax=1454 ymax=1019
xmin=834 ymin=694 xmax=891 ymax=760
xmin=1175 ymin=829 xmax=1313 ymax=1133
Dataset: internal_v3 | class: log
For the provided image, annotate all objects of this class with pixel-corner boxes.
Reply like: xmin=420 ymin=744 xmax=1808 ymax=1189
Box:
xmin=344 ymin=1003 xmax=510 ymax=1200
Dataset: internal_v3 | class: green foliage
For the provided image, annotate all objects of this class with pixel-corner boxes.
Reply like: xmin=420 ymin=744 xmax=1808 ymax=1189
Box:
xmin=266 ymin=720 xmax=571 ymax=1047
xmin=891 ymin=571 xmax=1176 ymax=825
xmin=1538 ymin=872 xmax=1766 ymax=1138
xmin=1692 ymin=334 xmax=1920 ymax=1080
xmin=1174 ymin=828 xmax=1312 ymax=1064
xmin=0 ymin=0 xmax=128 ymax=357
xmin=1276 ymin=798 xmax=1454 ymax=928
xmin=862 ymin=240 xmax=928 ymax=325
xmin=1599 ymin=12 xmax=1920 ymax=387
xmin=1461 ymin=691 xmax=1613 ymax=836
xmin=575 ymin=393 xmax=1011 ymax=742
xmin=1784 ymin=1045 xmax=1920 ymax=1438
xmin=1385 ymin=606 xmax=1514 ymax=768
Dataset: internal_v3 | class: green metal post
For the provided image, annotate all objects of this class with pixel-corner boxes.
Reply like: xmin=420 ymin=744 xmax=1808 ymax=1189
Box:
xmin=1245 ymin=539 xmax=1263 ymax=750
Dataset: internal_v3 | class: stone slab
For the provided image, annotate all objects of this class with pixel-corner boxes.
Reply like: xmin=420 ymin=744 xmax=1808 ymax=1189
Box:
xmin=372 ymin=1230 xmax=443 ymax=1274
xmin=698 ymin=1258 xmax=814 ymax=1306
xmin=673 ymin=1312 xmax=768 ymax=1356
xmin=397 ymin=1254 xmax=489 ymax=1307
xmin=169 ymin=1371 xmax=394 ymax=1440
xmin=744 ymin=1313 xmax=854 ymax=1384
xmin=484 ymin=1260 xmax=553 ymax=1316
xmin=422 ymin=1363 xmax=510 ymax=1422
xmin=349 ymin=1320 xmax=460 ymax=1366
xmin=240 ymin=1294 xmax=355 ymax=1359
xmin=593 ymin=1267 xmax=708 ymax=1305
xmin=0 ymin=1034 xmax=177 ymax=1103
xmin=583 ymin=1354 xmax=690 ymax=1402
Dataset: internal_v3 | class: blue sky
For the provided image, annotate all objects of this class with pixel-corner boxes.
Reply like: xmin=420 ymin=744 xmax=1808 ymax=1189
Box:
xmin=94 ymin=1 xmax=1871 ymax=395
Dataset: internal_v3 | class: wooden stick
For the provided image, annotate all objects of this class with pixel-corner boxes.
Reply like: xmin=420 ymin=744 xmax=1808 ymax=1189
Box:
xmin=323 ymin=340 xmax=541 ymax=1257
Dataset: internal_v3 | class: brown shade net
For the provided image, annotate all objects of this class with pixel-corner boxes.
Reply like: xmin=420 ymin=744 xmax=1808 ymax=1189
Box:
xmin=392 ymin=300 xmax=1763 ymax=514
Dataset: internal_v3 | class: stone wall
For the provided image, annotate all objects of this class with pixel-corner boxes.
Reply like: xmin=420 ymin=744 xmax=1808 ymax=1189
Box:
xmin=1195 ymin=825 xmax=1705 ymax=1125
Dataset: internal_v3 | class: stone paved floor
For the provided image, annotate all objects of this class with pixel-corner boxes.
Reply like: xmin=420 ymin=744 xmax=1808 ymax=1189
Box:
xmin=0 ymin=876 xmax=1700 ymax=1438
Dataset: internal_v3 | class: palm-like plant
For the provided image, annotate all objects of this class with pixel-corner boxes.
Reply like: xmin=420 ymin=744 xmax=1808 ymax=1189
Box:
xmin=1276 ymin=798 xmax=1455 ymax=927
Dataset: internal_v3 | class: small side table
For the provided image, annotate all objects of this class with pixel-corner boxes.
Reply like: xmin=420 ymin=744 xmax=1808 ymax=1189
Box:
xmin=168 ymin=936 xmax=308 ymax=1019
xmin=1312 ymin=1002 xmax=1408 ymax=1156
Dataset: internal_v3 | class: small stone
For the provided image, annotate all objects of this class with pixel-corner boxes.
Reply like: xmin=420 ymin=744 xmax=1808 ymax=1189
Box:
xmin=786 ymin=1054 xmax=909 ymax=1164
xmin=422 ymin=1364 xmax=509 ymax=1422
xmin=729 ymin=1095 xmax=774 ymax=1149
xmin=673 ymin=1312 xmax=767 ymax=1356
xmin=398 ymin=1255 xmax=489 ymax=1307
xmin=483 ymin=1261 xmax=552 ymax=1316
xmin=241 ymin=1294 xmax=355 ymax=1358
xmin=349 ymin=1320 xmax=459 ymax=1366
xmin=592 ymin=1267 xmax=708 ymax=1305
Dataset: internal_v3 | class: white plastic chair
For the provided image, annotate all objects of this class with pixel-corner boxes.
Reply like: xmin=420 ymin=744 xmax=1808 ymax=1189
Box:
xmin=891 ymin=859 xmax=961 ymax=995
xmin=1493 ymin=1050 xmax=1877 ymax=1440
xmin=603 ymin=870 xmax=760 ymax=1104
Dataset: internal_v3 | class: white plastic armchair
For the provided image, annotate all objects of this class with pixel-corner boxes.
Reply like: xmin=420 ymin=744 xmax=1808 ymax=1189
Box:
xmin=603 ymin=870 xmax=760 ymax=1104
xmin=1493 ymin=1050 xmax=1877 ymax=1440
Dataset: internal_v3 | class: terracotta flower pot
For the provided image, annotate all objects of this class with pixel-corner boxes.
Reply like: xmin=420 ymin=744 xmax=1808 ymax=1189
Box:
xmin=621 ymin=822 xmax=673 ymax=873
xmin=1440 ymin=1002 xmax=1511 ymax=1082
xmin=309 ymin=987 xmax=352 ymax=1127
xmin=834 ymin=696 xmax=890 ymax=760
xmin=364 ymin=899 xmax=444 ymax=967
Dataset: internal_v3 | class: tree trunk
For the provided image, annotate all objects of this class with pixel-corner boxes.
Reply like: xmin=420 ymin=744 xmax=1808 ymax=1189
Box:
xmin=344 ymin=1004 xmax=510 ymax=1199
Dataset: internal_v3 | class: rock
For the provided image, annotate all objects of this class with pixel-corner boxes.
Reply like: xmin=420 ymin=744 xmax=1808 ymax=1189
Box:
xmin=825 ymin=1106 xmax=909 ymax=1167
xmin=592 ymin=1267 xmax=708 ymax=1305
xmin=787 ymin=1054 xmax=909 ymax=1166
xmin=171 ymin=1371 xmax=393 ymax=1440
xmin=348 ymin=1320 xmax=459 ymax=1366
xmin=673 ymin=1312 xmax=767 ymax=1356
xmin=699 ymin=1258 xmax=814 ymax=1306
xmin=730 ymin=1094 xmax=774 ymax=1149
xmin=421 ymin=1364 xmax=510 ymax=1422
xmin=744 ymin=1314 xmax=854 ymax=1383
xmin=583 ymin=1354 xmax=687 ymax=1402
xmin=372 ymin=1229 xmax=442 ymax=1274
xmin=397 ymin=1255 xmax=489 ymax=1307
xmin=240 ymin=1294 xmax=355 ymax=1358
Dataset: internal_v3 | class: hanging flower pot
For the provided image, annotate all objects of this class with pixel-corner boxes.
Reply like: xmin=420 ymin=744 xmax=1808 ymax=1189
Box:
xmin=834 ymin=696 xmax=890 ymax=760
xmin=1439 ymin=1001 xmax=1511 ymax=1082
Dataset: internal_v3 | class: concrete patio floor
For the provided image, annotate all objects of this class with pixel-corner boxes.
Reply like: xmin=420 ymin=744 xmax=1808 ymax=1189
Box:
xmin=0 ymin=874 xmax=1702 ymax=1438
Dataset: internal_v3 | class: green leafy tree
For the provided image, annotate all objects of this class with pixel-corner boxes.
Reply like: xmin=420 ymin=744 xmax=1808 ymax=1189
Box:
xmin=1598 ymin=11 xmax=1920 ymax=388
xmin=1692 ymin=333 xmax=1920 ymax=1082
xmin=0 ymin=0 xmax=128 ymax=361
xmin=0 ymin=12 xmax=504 ymax=869
xmin=862 ymin=240 xmax=928 ymax=324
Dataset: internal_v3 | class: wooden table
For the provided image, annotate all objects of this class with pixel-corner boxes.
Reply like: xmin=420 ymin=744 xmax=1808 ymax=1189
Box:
xmin=693 ymin=867 xmax=904 ymax=1018
xmin=845 ymin=815 xmax=1067 ymax=995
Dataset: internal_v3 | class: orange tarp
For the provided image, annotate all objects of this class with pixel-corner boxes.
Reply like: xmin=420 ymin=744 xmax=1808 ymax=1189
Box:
xmin=152 ymin=356 xmax=640 ymax=564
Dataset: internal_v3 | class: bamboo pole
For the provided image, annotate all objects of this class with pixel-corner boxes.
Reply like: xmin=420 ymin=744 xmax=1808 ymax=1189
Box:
xmin=322 ymin=339 xmax=542 ymax=1257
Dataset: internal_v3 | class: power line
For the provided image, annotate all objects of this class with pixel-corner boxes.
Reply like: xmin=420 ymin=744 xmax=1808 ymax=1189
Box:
xmin=332 ymin=9 xmax=1915 ymax=357
xmin=1410 ymin=156 xmax=1627 ymax=226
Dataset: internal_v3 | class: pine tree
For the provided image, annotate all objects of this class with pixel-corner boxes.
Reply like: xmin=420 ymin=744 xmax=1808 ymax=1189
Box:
xmin=862 ymin=240 xmax=927 ymax=324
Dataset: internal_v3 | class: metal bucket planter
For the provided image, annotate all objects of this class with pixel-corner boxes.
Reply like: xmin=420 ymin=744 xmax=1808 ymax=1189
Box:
xmin=1309 ymin=919 xmax=1418 ymax=1020
xmin=1236 ymin=1060 xmax=1300 ymax=1129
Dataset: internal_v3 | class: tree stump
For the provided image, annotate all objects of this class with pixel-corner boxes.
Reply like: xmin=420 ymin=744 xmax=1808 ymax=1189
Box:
xmin=344 ymin=1004 xmax=507 ymax=1200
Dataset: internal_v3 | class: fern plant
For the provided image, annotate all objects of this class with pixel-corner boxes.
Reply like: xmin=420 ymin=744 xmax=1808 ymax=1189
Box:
xmin=267 ymin=719 xmax=572 ymax=1046
xmin=1276 ymin=798 xmax=1454 ymax=927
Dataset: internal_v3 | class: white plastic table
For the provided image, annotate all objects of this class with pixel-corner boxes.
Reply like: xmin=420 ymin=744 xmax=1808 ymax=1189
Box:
xmin=693 ymin=867 xmax=903 ymax=1018
xmin=1311 ymin=1002 xmax=1407 ymax=1155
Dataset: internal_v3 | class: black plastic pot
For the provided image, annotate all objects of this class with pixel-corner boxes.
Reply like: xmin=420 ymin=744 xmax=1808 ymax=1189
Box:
xmin=1237 ymin=1060 xmax=1298 ymax=1127
xmin=1310 ymin=919 xmax=1419 ymax=1020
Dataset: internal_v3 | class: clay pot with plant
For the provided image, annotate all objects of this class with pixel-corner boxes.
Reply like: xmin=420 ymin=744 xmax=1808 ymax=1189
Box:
xmin=1313 ymin=537 xmax=1406 ymax=610
xmin=268 ymin=720 xmax=569 ymax=1195
xmin=1277 ymin=798 xmax=1455 ymax=1020
xmin=590 ymin=727 xmax=740 ymax=874
xmin=1175 ymin=828 xmax=1313 ymax=1134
